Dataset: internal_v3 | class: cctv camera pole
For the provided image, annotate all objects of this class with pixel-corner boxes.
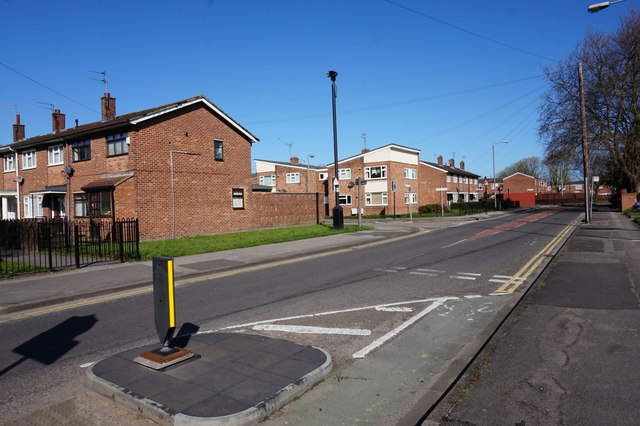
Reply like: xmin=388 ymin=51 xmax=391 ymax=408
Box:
xmin=328 ymin=70 xmax=344 ymax=230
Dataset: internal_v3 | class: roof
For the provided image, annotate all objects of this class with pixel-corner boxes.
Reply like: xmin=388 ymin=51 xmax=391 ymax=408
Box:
xmin=30 ymin=184 xmax=67 ymax=195
xmin=420 ymin=161 xmax=480 ymax=178
xmin=81 ymin=173 xmax=134 ymax=191
xmin=1 ymin=95 xmax=259 ymax=151
xmin=254 ymin=159 xmax=325 ymax=170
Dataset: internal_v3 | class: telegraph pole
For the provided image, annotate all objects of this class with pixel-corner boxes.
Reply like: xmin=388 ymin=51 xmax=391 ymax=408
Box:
xmin=578 ymin=62 xmax=591 ymax=224
xmin=328 ymin=70 xmax=343 ymax=230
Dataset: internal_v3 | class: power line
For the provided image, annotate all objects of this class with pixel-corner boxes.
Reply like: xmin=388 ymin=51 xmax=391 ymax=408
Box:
xmin=0 ymin=61 xmax=100 ymax=114
xmin=383 ymin=0 xmax=557 ymax=62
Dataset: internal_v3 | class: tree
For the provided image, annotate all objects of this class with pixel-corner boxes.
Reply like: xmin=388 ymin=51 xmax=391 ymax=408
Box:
xmin=539 ymin=9 xmax=640 ymax=192
xmin=498 ymin=156 xmax=543 ymax=178
xmin=544 ymin=150 xmax=575 ymax=194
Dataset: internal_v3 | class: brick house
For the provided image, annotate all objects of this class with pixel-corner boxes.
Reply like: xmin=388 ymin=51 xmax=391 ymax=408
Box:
xmin=1 ymin=94 xmax=322 ymax=240
xmin=255 ymin=145 xmax=482 ymax=216
xmin=498 ymin=172 xmax=547 ymax=206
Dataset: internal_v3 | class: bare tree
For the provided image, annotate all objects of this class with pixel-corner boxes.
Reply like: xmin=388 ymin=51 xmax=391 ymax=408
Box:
xmin=498 ymin=156 xmax=543 ymax=178
xmin=539 ymin=9 xmax=640 ymax=192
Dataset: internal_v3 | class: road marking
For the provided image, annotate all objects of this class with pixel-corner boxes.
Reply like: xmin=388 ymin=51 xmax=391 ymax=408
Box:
xmin=450 ymin=275 xmax=477 ymax=280
xmin=409 ymin=271 xmax=438 ymax=276
xmin=375 ymin=306 xmax=413 ymax=312
xmin=252 ymin=324 xmax=371 ymax=336
xmin=489 ymin=276 xmax=524 ymax=284
xmin=352 ymin=297 xmax=450 ymax=358
xmin=457 ymin=272 xmax=481 ymax=277
xmin=416 ymin=269 xmax=445 ymax=274
xmin=495 ymin=214 xmax=582 ymax=294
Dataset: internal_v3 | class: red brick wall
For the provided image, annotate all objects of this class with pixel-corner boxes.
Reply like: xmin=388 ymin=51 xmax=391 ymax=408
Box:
xmin=249 ymin=192 xmax=323 ymax=229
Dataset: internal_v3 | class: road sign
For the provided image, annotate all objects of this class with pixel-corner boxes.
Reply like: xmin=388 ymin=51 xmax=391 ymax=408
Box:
xmin=152 ymin=256 xmax=176 ymax=345
xmin=392 ymin=179 xmax=397 ymax=192
xmin=436 ymin=187 xmax=448 ymax=191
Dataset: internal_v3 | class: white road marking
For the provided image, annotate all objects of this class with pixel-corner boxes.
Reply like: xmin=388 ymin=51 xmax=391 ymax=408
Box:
xmin=375 ymin=306 xmax=413 ymax=312
xmin=464 ymin=295 xmax=483 ymax=299
xmin=80 ymin=362 xmax=95 ymax=368
xmin=409 ymin=271 xmax=438 ymax=276
xmin=457 ymin=272 xmax=481 ymax=277
xmin=252 ymin=324 xmax=371 ymax=336
xmin=416 ymin=269 xmax=445 ymax=274
xmin=450 ymin=275 xmax=477 ymax=280
xmin=352 ymin=297 xmax=452 ymax=358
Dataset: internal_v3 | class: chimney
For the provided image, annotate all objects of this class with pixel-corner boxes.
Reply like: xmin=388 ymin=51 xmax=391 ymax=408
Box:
xmin=101 ymin=93 xmax=116 ymax=120
xmin=448 ymin=158 xmax=455 ymax=167
xmin=290 ymin=156 xmax=299 ymax=164
xmin=52 ymin=109 xmax=65 ymax=132
xmin=361 ymin=148 xmax=371 ymax=154
xmin=437 ymin=155 xmax=443 ymax=165
xmin=13 ymin=114 xmax=25 ymax=142
xmin=459 ymin=160 xmax=465 ymax=170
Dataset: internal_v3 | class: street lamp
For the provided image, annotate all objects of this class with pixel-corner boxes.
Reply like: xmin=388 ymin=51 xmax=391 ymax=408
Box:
xmin=328 ymin=70 xmax=344 ymax=230
xmin=306 ymin=154 xmax=315 ymax=193
xmin=588 ymin=0 xmax=625 ymax=13
xmin=492 ymin=141 xmax=508 ymax=210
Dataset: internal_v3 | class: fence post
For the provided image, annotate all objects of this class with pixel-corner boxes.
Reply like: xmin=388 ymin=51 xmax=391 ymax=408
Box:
xmin=74 ymin=224 xmax=81 ymax=268
xmin=46 ymin=222 xmax=54 ymax=271
xmin=135 ymin=219 xmax=140 ymax=259
xmin=118 ymin=221 xmax=125 ymax=263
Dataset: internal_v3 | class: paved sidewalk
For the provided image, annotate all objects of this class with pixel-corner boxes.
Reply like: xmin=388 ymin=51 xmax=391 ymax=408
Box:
xmin=425 ymin=208 xmax=640 ymax=425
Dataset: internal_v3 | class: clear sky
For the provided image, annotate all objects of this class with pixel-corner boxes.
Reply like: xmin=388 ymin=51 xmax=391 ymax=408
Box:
xmin=0 ymin=0 xmax=632 ymax=179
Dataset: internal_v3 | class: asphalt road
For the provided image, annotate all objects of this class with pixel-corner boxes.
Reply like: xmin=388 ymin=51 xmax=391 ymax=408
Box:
xmin=0 ymin=207 xmax=581 ymax=424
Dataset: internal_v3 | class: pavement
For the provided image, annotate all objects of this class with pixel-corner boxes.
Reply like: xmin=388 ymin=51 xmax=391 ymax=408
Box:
xmin=3 ymin=207 xmax=639 ymax=425
xmin=424 ymin=207 xmax=640 ymax=425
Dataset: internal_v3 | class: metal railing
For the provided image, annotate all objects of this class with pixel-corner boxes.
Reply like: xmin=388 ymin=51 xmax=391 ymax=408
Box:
xmin=0 ymin=218 xmax=139 ymax=277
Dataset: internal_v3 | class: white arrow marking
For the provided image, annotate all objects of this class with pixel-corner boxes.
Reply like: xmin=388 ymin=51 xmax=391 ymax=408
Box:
xmin=253 ymin=324 xmax=371 ymax=335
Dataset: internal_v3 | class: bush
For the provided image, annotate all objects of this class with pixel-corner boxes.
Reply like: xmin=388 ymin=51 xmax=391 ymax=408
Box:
xmin=418 ymin=204 xmax=448 ymax=214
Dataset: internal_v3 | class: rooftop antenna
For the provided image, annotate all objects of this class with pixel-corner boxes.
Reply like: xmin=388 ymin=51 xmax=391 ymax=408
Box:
xmin=286 ymin=143 xmax=293 ymax=158
xmin=37 ymin=102 xmax=55 ymax=111
xmin=0 ymin=103 xmax=18 ymax=113
xmin=89 ymin=70 xmax=109 ymax=93
xmin=361 ymin=132 xmax=367 ymax=150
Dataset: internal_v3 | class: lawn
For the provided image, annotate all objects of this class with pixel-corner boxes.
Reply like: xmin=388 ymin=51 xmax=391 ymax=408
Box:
xmin=139 ymin=224 xmax=371 ymax=259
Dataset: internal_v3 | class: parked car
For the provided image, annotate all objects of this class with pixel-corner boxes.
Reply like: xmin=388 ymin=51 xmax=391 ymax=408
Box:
xmin=632 ymin=201 xmax=640 ymax=211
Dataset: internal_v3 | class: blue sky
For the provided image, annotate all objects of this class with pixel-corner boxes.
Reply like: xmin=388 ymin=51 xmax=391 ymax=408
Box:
xmin=0 ymin=0 xmax=631 ymax=178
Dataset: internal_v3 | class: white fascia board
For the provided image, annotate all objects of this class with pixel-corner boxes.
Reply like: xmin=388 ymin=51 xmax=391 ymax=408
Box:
xmin=130 ymin=98 xmax=258 ymax=142
xmin=421 ymin=161 xmax=447 ymax=172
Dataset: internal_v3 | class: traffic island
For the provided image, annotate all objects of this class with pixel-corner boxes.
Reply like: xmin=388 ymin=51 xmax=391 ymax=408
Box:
xmin=85 ymin=332 xmax=332 ymax=426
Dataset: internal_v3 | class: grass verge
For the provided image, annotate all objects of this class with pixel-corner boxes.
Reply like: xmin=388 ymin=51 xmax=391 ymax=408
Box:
xmin=139 ymin=224 xmax=372 ymax=259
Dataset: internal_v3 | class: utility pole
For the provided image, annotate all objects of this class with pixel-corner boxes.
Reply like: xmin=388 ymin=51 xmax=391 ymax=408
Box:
xmin=328 ymin=70 xmax=343 ymax=230
xmin=578 ymin=62 xmax=591 ymax=224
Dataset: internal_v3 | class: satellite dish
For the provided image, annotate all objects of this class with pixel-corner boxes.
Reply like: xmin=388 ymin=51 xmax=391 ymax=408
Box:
xmin=15 ymin=175 xmax=23 ymax=183
xmin=63 ymin=165 xmax=74 ymax=176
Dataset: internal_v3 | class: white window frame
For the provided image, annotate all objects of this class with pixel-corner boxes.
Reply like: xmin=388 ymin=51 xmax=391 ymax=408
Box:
xmin=259 ymin=175 xmax=276 ymax=187
xmin=22 ymin=149 xmax=36 ymax=169
xmin=338 ymin=194 xmax=352 ymax=205
xmin=453 ymin=176 xmax=459 ymax=183
xmin=338 ymin=168 xmax=351 ymax=180
xmin=3 ymin=154 xmax=15 ymax=172
xmin=446 ymin=175 xmax=451 ymax=183
xmin=365 ymin=192 xmax=388 ymax=206
xmin=23 ymin=195 xmax=43 ymax=218
xmin=404 ymin=192 xmax=418 ymax=204
xmin=48 ymin=144 xmax=64 ymax=166
xmin=318 ymin=172 xmax=328 ymax=180
xmin=232 ymin=188 xmax=244 ymax=209
xmin=403 ymin=168 xmax=417 ymax=179
xmin=286 ymin=173 xmax=300 ymax=184
xmin=365 ymin=165 xmax=387 ymax=180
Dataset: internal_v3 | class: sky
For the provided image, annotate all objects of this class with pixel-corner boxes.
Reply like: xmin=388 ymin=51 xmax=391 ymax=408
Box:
xmin=0 ymin=0 xmax=632 ymax=179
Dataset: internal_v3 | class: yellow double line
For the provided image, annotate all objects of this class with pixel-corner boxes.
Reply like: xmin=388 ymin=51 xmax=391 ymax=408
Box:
xmin=495 ymin=213 xmax=583 ymax=294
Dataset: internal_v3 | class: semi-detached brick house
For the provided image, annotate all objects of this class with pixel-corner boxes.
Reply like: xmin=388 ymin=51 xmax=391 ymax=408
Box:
xmin=1 ymin=94 xmax=322 ymax=240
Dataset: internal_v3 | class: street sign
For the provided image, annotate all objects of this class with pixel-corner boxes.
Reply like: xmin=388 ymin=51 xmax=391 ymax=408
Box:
xmin=436 ymin=187 xmax=448 ymax=191
xmin=593 ymin=176 xmax=600 ymax=183
xmin=392 ymin=179 xmax=397 ymax=192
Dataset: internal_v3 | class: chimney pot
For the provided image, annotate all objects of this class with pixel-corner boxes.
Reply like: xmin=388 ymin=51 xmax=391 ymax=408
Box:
xmin=459 ymin=160 xmax=465 ymax=170
xmin=290 ymin=156 xmax=299 ymax=164
xmin=437 ymin=155 xmax=443 ymax=165
xmin=52 ymin=109 xmax=66 ymax=132
xmin=448 ymin=158 xmax=455 ymax=167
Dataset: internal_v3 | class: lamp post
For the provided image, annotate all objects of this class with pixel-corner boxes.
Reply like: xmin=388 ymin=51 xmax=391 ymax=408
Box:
xmin=306 ymin=154 xmax=315 ymax=193
xmin=588 ymin=0 xmax=625 ymax=13
xmin=492 ymin=141 xmax=508 ymax=210
xmin=328 ymin=70 xmax=344 ymax=230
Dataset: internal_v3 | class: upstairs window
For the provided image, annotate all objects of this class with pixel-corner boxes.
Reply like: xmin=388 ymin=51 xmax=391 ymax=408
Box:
xmin=338 ymin=168 xmax=351 ymax=180
xmin=339 ymin=194 xmax=352 ymax=205
xmin=404 ymin=168 xmax=417 ymax=179
xmin=107 ymin=132 xmax=129 ymax=157
xmin=259 ymin=175 xmax=276 ymax=186
xmin=22 ymin=149 xmax=36 ymax=169
xmin=365 ymin=165 xmax=387 ymax=180
xmin=318 ymin=172 xmax=328 ymax=180
xmin=214 ymin=140 xmax=224 ymax=161
xmin=72 ymin=140 xmax=91 ymax=162
xmin=286 ymin=173 xmax=300 ymax=184
xmin=3 ymin=154 xmax=15 ymax=172
xmin=48 ymin=144 xmax=64 ymax=166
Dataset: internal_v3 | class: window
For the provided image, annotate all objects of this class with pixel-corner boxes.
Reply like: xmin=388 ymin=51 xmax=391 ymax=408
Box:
xmin=214 ymin=140 xmax=224 ymax=161
xmin=365 ymin=165 xmax=387 ymax=180
xmin=47 ymin=144 xmax=64 ymax=166
xmin=22 ymin=149 xmax=36 ymax=169
xmin=3 ymin=154 xmax=15 ymax=172
xmin=404 ymin=192 xmax=418 ymax=204
xmin=453 ymin=176 xmax=458 ymax=183
xmin=74 ymin=193 xmax=88 ymax=217
xmin=286 ymin=173 xmax=300 ymax=183
xmin=23 ymin=195 xmax=43 ymax=218
xmin=404 ymin=168 xmax=417 ymax=179
xmin=339 ymin=194 xmax=352 ymax=205
xmin=232 ymin=188 xmax=244 ymax=209
xmin=259 ymin=175 xmax=276 ymax=186
xmin=365 ymin=192 xmax=388 ymax=206
xmin=318 ymin=172 xmax=328 ymax=180
xmin=446 ymin=175 xmax=451 ymax=182
xmin=338 ymin=168 xmax=351 ymax=180
xmin=107 ymin=132 xmax=129 ymax=156
xmin=72 ymin=140 xmax=91 ymax=162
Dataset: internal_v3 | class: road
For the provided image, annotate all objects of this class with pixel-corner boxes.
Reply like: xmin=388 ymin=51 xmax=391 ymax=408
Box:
xmin=0 ymin=207 xmax=581 ymax=424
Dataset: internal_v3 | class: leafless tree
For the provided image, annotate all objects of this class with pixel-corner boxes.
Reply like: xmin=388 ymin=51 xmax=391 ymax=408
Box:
xmin=539 ymin=9 xmax=640 ymax=192
xmin=498 ymin=156 xmax=543 ymax=178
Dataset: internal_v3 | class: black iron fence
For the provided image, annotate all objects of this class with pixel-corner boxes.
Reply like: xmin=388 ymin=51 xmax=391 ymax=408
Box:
xmin=0 ymin=218 xmax=139 ymax=277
